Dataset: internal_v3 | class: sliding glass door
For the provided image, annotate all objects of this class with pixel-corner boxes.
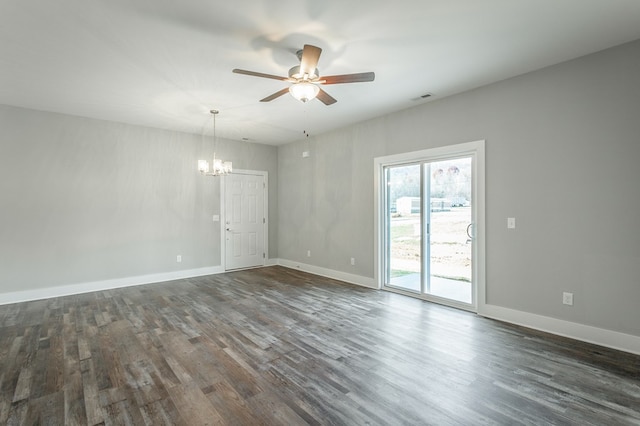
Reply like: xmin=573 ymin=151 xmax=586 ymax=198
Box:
xmin=385 ymin=163 xmax=422 ymax=292
xmin=382 ymin=153 xmax=476 ymax=309
xmin=426 ymin=157 xmax=473 ymax=304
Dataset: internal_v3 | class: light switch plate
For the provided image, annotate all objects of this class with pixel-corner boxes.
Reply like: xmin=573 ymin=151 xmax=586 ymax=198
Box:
xmin=563 ymin=292 xmax=574 ymax=306
xmin=507 ymin=217 xmax=516 ymax=229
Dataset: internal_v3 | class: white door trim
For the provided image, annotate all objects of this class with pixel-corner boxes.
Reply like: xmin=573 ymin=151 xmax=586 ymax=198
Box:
xmin=373 ymin=140 xmax=485 ymax=312
xmin=221 ymin=169 xmax=268 ymax=271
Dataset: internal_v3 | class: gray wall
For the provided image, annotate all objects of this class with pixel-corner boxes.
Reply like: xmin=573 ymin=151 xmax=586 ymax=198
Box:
xmin=0 ymin=105 xmax=278 ymax=293
xmin=278 ymin=39 xmax=640 ymax=337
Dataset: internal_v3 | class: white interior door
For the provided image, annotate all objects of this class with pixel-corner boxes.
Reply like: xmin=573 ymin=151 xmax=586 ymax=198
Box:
xmin=224 ymin=172 xmax=266 ymax=270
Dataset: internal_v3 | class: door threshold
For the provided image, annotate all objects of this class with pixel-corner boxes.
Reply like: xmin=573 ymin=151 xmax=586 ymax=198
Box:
xmin=382 ymin=285 xmax=477 ymax=313
xmin=224 ymin=264 xmax=267 ymax=273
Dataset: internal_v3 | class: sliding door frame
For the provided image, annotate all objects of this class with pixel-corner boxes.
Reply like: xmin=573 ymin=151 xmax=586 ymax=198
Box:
xmin=374 ymin=140 xmax=485 ymax=313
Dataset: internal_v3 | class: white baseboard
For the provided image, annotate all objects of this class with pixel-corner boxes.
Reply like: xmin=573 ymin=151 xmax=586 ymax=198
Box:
xmin=0 ymin=266 xmax=224 ymax=305
xmin=276 ymin=258 xmax=376 ymax=289
xmin=479 ymin=304 xmax=640 ymax=356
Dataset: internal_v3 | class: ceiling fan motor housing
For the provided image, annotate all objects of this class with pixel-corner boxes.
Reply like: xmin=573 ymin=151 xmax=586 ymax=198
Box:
xmin=289 ymin=65 xmax=319 ymax=81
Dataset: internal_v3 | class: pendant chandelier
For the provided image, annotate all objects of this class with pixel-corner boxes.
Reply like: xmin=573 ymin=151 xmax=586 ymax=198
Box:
xmin=197 ymin=109 xmax=232 ymax=176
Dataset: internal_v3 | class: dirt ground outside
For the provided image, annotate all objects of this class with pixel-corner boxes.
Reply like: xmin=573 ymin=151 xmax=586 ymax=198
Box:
xmin=389 ymin=207 xmax=472 ymax=281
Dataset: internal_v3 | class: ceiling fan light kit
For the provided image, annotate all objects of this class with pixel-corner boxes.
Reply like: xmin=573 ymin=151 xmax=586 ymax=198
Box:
xmin=232 ymin=44 xmax=375 ymax=105
xmin=198 ymin=110 xmax=232 ymax=177
xmin=289 ymin=81 xmax=320 ymax=103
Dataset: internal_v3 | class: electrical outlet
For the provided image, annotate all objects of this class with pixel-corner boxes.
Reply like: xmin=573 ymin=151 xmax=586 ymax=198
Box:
xmin=176 ymin=255 xmax=182 ymax=263
xmin=350 ymin=257 xmax=355 ymax=266
xmin=562 ymin=292 xmax=573 ymax=306
xmin=307 ymin=250 xmax=311 ymax=257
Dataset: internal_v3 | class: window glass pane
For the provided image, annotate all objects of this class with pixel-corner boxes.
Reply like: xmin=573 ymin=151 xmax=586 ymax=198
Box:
xmin=385 ymin=164 xmax=421 ymax=292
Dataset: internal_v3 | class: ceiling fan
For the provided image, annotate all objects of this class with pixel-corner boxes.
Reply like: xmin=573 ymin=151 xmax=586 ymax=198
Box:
xmin=232 ymin=44 xmax=375 ymax=105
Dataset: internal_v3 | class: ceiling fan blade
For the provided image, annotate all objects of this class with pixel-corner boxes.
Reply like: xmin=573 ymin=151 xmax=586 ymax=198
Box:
xmin=299 ymin=44 xmax=322 ymax=77
xmin=316 ymin=88 xmax=337 ymax=105
xmin=321 ymin=72 xmax=375 ymax=85
xmin=232 ymin=68 xmax=289 ymax=81
xmin=260 ymin=88 xmax=290 ymax=102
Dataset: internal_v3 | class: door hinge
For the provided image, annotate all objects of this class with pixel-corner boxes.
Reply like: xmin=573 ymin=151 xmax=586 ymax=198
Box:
xmin=263 ymin=218 xmax=266 ymax=224
xmin=263 ymin=182 xmax=266 ymax=189
xmin=263 ymin=253 xmax=265 ymax=259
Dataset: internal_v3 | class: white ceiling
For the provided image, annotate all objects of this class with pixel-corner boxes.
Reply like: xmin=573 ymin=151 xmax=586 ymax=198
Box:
xmin=2 ymin=1 xmax=640 ymax=146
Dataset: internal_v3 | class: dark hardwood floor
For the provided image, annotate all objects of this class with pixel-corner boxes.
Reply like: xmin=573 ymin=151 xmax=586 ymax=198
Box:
xmin=1 ymin=266 xmax=639 ymax=425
